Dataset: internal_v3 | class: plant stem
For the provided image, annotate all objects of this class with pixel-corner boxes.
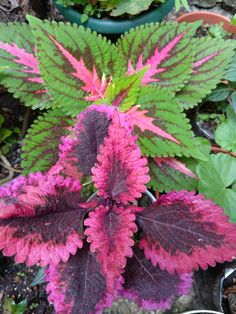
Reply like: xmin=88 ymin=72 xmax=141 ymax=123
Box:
xmin=0 ymin=153 xmax=14 ymax=185
xmin=211 ymin=146 xmax=236 ymax=158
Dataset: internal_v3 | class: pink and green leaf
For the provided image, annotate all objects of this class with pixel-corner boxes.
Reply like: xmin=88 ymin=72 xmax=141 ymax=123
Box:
xmin=0 ymin=23 xmax=50 ymax=110
xmin=84 ymin=205 xmax=137 ymax=292
xmin=148 ymin=157 xmax=198 ymax=192
xmin=0 ymin=173 xmax=88 ymax=266
xmin=92 ymin=110 xmax=150 ymax=204
xmin=117 ymin=22 xmax=199 ymax=92
xmin=21 ymin=108 xmax=74 ymax=175
xmin=28 ymin=16 xmax=124 ymax=116
xmin=120 ymin=246 xmax=192 ymax=310
xmin=176 ymin=38 xmax=236 ymax=109
xmin=134 ymin=86 xmax=202 ymax=159
xmin=46 ymin=243 xmax=113 ymax=314
xmin=103 ymin=68 xmax=146 ymax=111
xmin=137 ymin=191 xmax=236 ymax=274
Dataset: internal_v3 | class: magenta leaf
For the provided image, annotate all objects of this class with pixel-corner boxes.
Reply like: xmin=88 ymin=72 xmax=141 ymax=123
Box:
xmin=84 ymin=205 xmax=137 ymax=292
xmin=92 ymin=110 xmax=150 ymax=204
xmin=121 ymin=246 xmax=192 ymax=310
xmin=46 ymin=243 xmax=113 ymax=314
xmin=0 ymin=173 xmax=89 ymax=266
xmin=0 ymin=23 xmax=50 ymax=110
xmin=59 ymin=105 xmax=112 ymax=176
xmin=137 ymin=191 xmax=236 ymax=274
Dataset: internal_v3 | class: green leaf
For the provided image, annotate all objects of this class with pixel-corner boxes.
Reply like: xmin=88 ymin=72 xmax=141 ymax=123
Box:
xmin=148 ymin=158 xmax=197 ymax=193
xmin=215 ymin=106 xmax=236 ymax=152
xmin=0 ymin=129 xmax=12 ymax=143
xmin=224 ymin=52 xmax=236 ymax=82
xmin=3 ymin=298 xmax=27 ymax=314
xmin=206 ymin=85 xmax=232 ymax=102
xmin=0 ymin=114 xmax=4 ymax=126
xmin=230 ymin=90 xmax=236 ymax=113
xmin=134 ymin=86 xmax=203 ymax=159
xmin=31 ymin=267 xmax=45 ymax=286
xmin=104 ymin=68 xmax=146 ymax=111
xmin=177 ymin=38 xmax=236 ymax=109
xmin=111 ymin=0 xmax=154 ymax=16
xmin=0 ymin=23 xmax=51 ymax=110
xmin=197 ymin=153 xmax=236 ymax=221
xmin=21 ymin=108 xmax=74 ymax=175
xmin=116 ymin=22 xmax=199 ymax=93
xmin=80 ymin=13 xmax=88 ymax=23
xmin=28 ymin=16 xmax=124 ymax=116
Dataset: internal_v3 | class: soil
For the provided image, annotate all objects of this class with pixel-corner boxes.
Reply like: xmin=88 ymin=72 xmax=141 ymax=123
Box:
xmin=0 ymin=1 xmax=236 ymax=314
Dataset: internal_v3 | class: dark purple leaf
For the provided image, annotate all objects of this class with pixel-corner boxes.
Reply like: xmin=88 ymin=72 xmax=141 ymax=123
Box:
xmin=46 ymin=243 xmax=113 ymax=314
xmin=121 ymin=246 xmax=192 ymax=310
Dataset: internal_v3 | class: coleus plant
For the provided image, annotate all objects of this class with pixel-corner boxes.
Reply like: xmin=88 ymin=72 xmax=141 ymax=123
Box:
xmin=1 ymin=105 xmax=236 ymax=313
xmin=0 ymin=16 xmax=235 ymax=191
xmin=0 ymin=16 xmax=236 ymax=312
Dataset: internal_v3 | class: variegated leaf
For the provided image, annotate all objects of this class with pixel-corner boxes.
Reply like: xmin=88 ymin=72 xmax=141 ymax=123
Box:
xmin=176 ymin=38 xmax=236 ymax=109
xmin=104 ymin=68 xmax=146 ymax=111
xmin=21 ymin=109 xmax=74 ymax=175
xmin=92 ymin=110 xmax=150 ymax=204
xmin=0 ymin=23 xmax=50 ymax=109
xmin=46 ymin=243 xmax=113 ymax=314
xmin=84 ymin=205 xmax=137 ymax=292
xmin=28 ymin=16 xmax=125 ymax=116
xmin=0 ymin=173 xmax=87 ymax=266
xmin=132 ymin=86 xmax=202 ymax=158
xmin=137 ymin=191 xmax=236 ymax=274
xmin=117 ymin=22 xmax=199 ymax=92
xmin=148 ymin=157 xmax=198 ymax=192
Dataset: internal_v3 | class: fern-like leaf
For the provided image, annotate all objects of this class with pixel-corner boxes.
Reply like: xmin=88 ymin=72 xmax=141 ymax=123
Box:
xmin=21 ymin=109 xmax=74 ymax=175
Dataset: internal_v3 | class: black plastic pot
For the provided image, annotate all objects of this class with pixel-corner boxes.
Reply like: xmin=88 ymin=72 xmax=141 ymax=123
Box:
xmin=53 ymin=0 xmax=175 ymax=35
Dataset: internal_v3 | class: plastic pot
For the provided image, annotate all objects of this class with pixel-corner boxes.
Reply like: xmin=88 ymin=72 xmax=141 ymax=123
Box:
xmin=53 ymin=0 xmax=175 ymax=34
xmin=176 ymin=11 xmax=236 ymax=35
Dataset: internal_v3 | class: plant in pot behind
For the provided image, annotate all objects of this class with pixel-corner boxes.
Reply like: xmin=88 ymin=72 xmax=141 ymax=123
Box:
xmin=0 ymin=17 xmax=236 ymax=313
xmin=54 ymin=0 xmax=188 ymax=34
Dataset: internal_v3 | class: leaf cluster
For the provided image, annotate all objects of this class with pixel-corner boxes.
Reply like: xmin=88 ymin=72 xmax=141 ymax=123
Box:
xmin=0 ymin=16 xmax=235 ymax=314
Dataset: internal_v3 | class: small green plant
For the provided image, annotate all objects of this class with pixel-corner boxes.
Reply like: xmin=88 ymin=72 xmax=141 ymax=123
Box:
xmin=3 ymin=298 xmax=27 ymax=314
xmin=206 ymin=52 xmax=236 ymax=113
xmin=0 ymin=115 xmax=20 ymax=155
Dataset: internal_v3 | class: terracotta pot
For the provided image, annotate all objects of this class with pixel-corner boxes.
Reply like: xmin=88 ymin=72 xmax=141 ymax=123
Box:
xmin=53 ymin=0 xmax=174 ymax=35
xmin=176 ymin=11 xmax=236 ymax=35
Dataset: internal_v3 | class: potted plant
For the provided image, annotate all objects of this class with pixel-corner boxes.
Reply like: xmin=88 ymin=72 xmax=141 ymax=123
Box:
xmin=177 ymin=11 xmax=236 ymax=35
xmin=53 ymin=0 xmax=177 ymax=34
xmin=0 ymin=16 xmax=236 ymax=313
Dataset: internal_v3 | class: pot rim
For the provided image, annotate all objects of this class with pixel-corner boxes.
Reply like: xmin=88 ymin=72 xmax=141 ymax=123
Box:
xmin=53 ymin=0 xmax=175 ymax=34
xmin=176 ymin=11 xmax=236 ymax=35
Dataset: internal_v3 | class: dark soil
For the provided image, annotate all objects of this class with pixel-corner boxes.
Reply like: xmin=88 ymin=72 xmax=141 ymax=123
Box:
xmin=0 ymin=254 xmax=54 ymax=314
